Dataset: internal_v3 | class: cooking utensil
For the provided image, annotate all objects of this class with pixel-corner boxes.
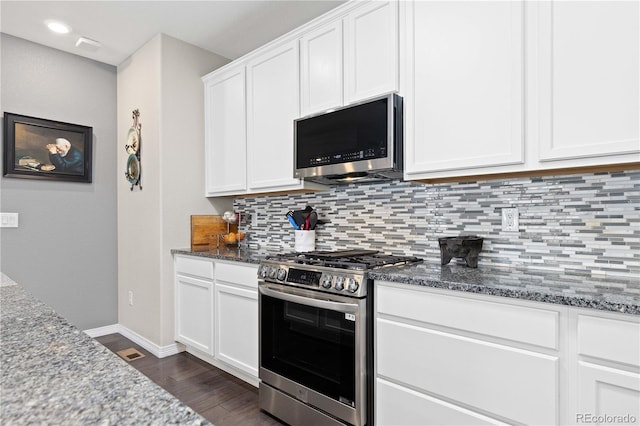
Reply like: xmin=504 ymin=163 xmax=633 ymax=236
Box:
xmin=308 ymin=211 xmax=318 ymax=230
xmin=286 ymin=211 xmax=299 ymax=230
xmin=292 ymin=211 xmax=306 ymax=230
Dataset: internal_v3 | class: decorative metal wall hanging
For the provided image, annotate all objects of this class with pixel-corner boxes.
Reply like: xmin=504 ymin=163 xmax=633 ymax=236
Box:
xmin=125 ymin=109 xmax=142 ymax=190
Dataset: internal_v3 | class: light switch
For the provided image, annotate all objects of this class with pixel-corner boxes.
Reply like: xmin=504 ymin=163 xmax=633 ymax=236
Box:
xmin=0 ymin=213 xmax=19 ymax=228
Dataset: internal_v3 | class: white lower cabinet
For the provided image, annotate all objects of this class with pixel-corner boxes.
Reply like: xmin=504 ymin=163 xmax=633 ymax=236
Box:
xmin=375 ymin=281 xmax=640 ymax=426
xmin=175 ymin=274 xmax=214 ymax=355
xmin=214 ymin=262 xmax=259 ymax=380
xmin=175 ymin=256 xmax=215 ymax=355
xmin=375 ymin=282 xmax=560 ymax=425
xmin=576 ymin=314 xmax=640 ymax=424
xmin=376 ymin=378 xmax=508 ymax=426
xmin=174 ymin=255 xmax=258 ymax=386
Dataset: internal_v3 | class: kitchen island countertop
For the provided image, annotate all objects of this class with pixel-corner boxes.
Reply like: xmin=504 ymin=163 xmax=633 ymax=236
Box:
xmin=0 ymin=274 xmax=209 ymax=425
xmin=172 ymin=248 xmax=640 ymax=315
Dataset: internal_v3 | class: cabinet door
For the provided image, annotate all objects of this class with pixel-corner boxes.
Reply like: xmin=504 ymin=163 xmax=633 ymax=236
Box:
xmin=377 ymin=318 xmax=559 ymax=425
xmin=535 ymin=1 xmax=640 ymax=163
xmin=175 ymin=275 xmax=214 ymax=355
xmin=376 ymin=378 xmax=508 ymax=426
xmin=214 ymin=282 xmax=258 ymax=378
xmin=578 ymin=362 xmax=640 ymax=423
xmin=404 ymin=1 xmax=524 ymax=176
xmin=246 ymin=40 xmax=301 ymax=191
xmin=344 ymin=0 xmax=398 ymax=104
xmin=203 ymin=67 xmax=247 ymax=196
xmin=300 ymin=20 xmax=343 ymax=116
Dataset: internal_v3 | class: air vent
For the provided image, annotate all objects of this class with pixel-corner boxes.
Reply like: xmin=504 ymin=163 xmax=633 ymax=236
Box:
xmin=75 ymin=36 xmax=101 ymax=52
xmin=116 ymin=348 xmax=145 ymax=361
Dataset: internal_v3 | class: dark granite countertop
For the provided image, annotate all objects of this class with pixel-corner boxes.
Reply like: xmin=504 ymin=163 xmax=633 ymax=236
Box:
xmin=171 ymin=246 xmax=280 ymax=264
xmin=171 ymin=248 xmax=639 ymax=315
xmin=368 ymin=261 xmax=640 ymax=315
xmin=0 ymin=274 xmax=209 ymax=425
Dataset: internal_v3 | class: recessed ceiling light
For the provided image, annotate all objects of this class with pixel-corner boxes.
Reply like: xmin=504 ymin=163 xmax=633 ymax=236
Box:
xmin=46 ymin=21 xmax=71 ymax=34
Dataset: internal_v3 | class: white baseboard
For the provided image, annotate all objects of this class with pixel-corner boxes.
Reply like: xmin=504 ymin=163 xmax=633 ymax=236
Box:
xmin=83 ymin=324 xmax=120 ymax=338
xmin=84 ymin=324 xmax=184 ymax=358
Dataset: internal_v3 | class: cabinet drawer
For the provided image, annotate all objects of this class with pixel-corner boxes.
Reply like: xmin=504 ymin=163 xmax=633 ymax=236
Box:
xmin=175 ymin=255 xmax=214 ymax=280
xmin=578 ymin=315 xmax=640 ymax=367
xmin=377 ymin=318 xmax=559 ymax=425
xmin=377 ymin=284 xmax=559 ymax=349
xmin=215 ymin=261 xmax=258 ymax=288
xmin=376 ymin=378 xmax=507 ymax=426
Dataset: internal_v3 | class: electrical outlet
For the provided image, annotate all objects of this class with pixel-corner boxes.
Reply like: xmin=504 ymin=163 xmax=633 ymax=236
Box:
xmin=502 ymin=208 xmax=519 ymax=232
xmin=128 ymin=290 xmax=134 ymax=306
xmin=0 ymin=212 xmax=19 ymax=228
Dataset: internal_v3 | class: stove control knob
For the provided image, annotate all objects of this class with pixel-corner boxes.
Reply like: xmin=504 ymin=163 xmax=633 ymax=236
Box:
xmin=259 ymin=265 xmax=268 ymax=278
xmin=346 ymin=278 xmax=359 ymax=293
xmin=276 ymin=268 xmax=287 ymax=281
xmin=335 ymin=276 xmax=345 ymax=291
xmin=321 ymin=275 xmax=333 ymax=289
xmin=268 ymin=266 xmax=277 ymax=279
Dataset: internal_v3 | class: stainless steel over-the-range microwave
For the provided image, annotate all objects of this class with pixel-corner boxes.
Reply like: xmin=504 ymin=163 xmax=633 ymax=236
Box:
xmin=294 ymin=93 xmax=403 ymax=184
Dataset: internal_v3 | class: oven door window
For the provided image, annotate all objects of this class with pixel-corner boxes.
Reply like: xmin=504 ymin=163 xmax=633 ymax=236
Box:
xmin=261 ymin=294 xmax=356 ymax=407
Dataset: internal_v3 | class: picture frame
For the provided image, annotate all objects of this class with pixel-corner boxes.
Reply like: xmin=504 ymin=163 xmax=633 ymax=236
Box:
xmin=2 ymin=112 xmax=93 ymax=183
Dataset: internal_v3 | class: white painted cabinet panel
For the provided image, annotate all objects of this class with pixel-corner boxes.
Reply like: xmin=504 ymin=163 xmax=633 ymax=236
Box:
xmin=344 ymin=0 xmax=398 ymax=104
xmin=175 ymin=255 xmax=214 ymax=280
xmin=175 ymin=256 xmax=259 ymax=384
xmin=175 ymin=274 xmax=214 ymax=355
xmin=215 ymin=261 xmax=258 ymax=289
xmin=404 ymin=0 xmax=525 ymax=176
xmin=578 ymin=314 xmax=640 ymax=367
xmin=376 ymin=378 xmax=509 ymax=426
xmin=578 ymin=362 xmax=640 ymax=424
xmin=300 ymin=20 xmax=343 ymax=116
xmin=214 ymin=282 xmax=259 ymax=378
xmin=534 ymin=1 xmax=640 ymax=163
xmin=575 ymin=313 xmax=640 ymax=424
xmin=377 ymin=283 xmax=559 ymax=350
xmin=246 ymin=40 xmax=301 ymax=190
xmin=203 ymin=67 xmax=246 ymax=196
xmin=377 ymin=318 xmax=559 ymax=425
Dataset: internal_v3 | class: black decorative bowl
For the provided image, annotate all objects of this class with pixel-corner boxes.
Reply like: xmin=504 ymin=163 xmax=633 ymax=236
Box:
xmin=438 ymin=236 xmax=484 ymax=268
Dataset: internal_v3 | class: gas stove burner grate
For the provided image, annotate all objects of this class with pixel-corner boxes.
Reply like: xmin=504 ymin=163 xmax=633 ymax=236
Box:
xmin=265 ymin=250 xmax=423 ymax=270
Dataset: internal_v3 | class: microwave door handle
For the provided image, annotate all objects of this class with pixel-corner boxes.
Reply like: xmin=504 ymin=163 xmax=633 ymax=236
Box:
xmin=259 ymin=285 xmax=358 ymax=314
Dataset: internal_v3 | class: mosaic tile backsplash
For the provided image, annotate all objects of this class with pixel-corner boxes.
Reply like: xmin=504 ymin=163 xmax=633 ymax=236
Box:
xmin=234 ymin=171 xmax=640 ymax=278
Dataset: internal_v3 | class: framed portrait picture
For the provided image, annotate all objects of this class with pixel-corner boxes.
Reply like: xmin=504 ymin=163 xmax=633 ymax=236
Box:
xmin=3 ymin=112 xmax=93 ymax=183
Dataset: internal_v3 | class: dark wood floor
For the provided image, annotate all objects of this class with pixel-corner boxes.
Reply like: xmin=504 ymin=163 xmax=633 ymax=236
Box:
xmin=95 ymin=333 xmax=284 ymax=425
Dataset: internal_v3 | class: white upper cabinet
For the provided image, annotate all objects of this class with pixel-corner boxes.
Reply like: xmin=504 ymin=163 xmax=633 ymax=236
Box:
xmin=532 ymin=1 xmax=640 ymax=164
xmin=246 ymin=40 xmax=301 ymax=191
xmin=300 ymin=20 xmax=344 ymax=116
xmin=403 ymin=0 xmax=639 ymax=181
xmin=344 ymin=0 xmax=398 ymax=104
xmin=404 ymin=0 xmax=525 ymax=178
xmin=300 ymin=0 xmax=399 ymax=117
xmin=203 ymin=43 xmax=325 ymax=196
xmin=203 ymin=66 xmax=247 ymax=196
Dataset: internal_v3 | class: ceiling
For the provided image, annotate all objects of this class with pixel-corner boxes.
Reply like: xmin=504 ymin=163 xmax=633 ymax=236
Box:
xmin=0 ymin=1 xmax=345 ymax=66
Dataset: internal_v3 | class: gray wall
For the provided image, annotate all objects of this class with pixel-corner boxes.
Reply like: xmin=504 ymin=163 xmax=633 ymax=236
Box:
xmin=0 ymin=34 xmax=118 ymax=330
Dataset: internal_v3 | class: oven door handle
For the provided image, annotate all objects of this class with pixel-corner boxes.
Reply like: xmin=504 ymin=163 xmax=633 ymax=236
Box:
xmin=259 ymin=285 xmax=358 ymax=314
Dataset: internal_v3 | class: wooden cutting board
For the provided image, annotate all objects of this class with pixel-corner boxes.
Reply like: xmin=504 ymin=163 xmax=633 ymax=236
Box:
xmin=191 ymin=215 xmax=238 ymax=249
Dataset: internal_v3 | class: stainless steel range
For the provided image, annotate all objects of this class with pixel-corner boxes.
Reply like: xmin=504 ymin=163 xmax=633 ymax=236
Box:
xmin=257 ymin=249 xmax=422 ymax=426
